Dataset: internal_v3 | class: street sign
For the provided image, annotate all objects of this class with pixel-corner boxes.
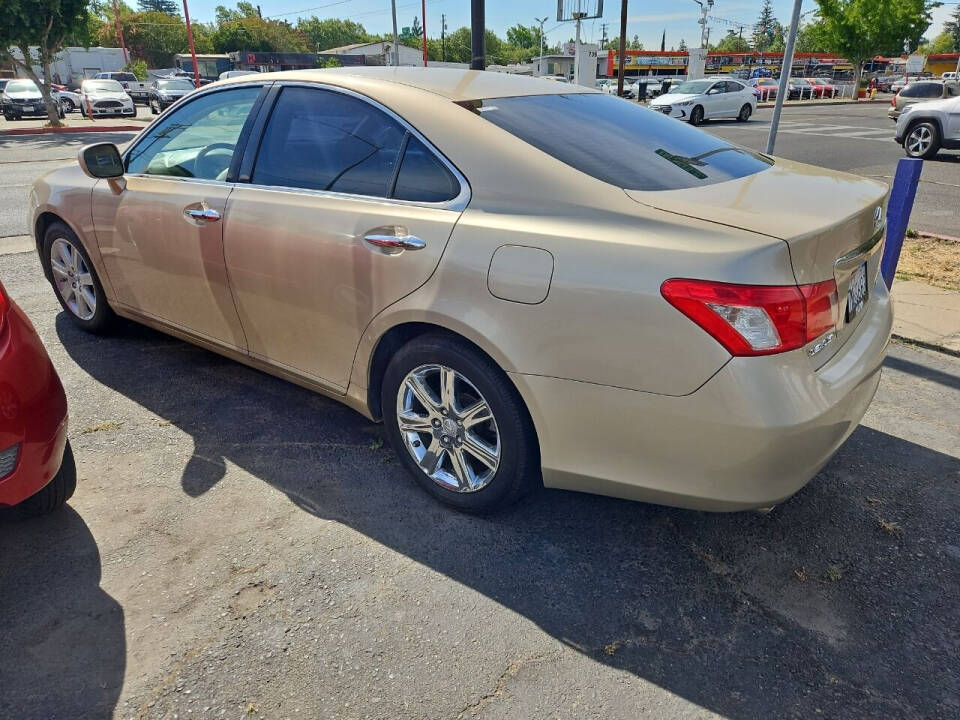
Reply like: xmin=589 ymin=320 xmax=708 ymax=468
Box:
xmin=905 ymin=55 xmax=925 ymax=74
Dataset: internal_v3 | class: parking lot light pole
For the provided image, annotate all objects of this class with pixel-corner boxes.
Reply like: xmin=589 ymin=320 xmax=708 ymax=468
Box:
xmin=471 ymin=0 xmax=485 ymax=70
xmin=766 ymin=0 xmax=803 ymax=155
xmin=616 ymin=0 xmax=627 ymax=97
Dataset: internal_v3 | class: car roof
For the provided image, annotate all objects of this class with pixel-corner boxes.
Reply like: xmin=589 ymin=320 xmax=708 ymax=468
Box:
xmin=215 ymin=67 xmax=593 ymax=101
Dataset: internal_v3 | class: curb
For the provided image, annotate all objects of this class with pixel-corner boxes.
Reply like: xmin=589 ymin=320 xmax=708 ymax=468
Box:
xmin=892 ymin=334 xmax=960 ymax=359
xmin=756 ymin=98 xmax=889 ymax=108
xmin=0 ymin=123 xmax=146 ymax=136
xmin=914 ymin=231 xmax=960 ymax=244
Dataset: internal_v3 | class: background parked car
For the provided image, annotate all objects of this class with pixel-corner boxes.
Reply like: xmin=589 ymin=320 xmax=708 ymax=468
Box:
xmin=50 ymin=84 xmax=81 ymax=112
xmin=148 ymin=78 xmax=196 ymax=114
xmin=218 ymin=70 xmax=260 ymax=80
xmin=94 ymin=71 xmax=149 ymax=103
xmin=807 ymin=77 xmax=838 ymax=98
xmin=891 ymin=77 xmax=908 ymax=94
xmin=649 ymin=78 xmax=756 ymax=124
xmin=787 ymin=78 xmax=816 ymax=99
xmin=895 ymin=94 xmax=960 ymax=159
xmin=0 ymin=280 xmax=76 ymax=515
xmin=749 ymin=77 xmax=781 ymax=100
xmin=888 ymin=81 xmax=960 ymax=120
xmin=1 ymin=79 xmax=64 ymax=121
xmin=79 ymin=79 xmax=136 ymax=118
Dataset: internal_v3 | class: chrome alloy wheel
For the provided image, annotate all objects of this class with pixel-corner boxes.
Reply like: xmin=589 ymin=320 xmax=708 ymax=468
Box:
xmin=906 ymin=125 xmax=932 ymax=157
xmin=396 ymin=364 xmax=501 ymax=492
xmin=50 ymin=237 xmax=96 ymax=320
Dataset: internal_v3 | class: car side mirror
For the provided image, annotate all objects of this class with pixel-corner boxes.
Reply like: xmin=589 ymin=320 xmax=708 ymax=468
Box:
xmin=78 ymin=143 xmax=124 ymax=179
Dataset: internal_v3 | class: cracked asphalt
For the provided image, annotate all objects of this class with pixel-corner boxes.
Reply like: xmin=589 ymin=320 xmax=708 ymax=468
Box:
xmin=1 ymin=134 xmax=959 ymax=720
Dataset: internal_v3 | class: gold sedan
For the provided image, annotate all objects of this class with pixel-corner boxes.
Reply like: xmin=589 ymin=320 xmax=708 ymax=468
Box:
xmin=30 ymin=68 xmax=892 ymax=513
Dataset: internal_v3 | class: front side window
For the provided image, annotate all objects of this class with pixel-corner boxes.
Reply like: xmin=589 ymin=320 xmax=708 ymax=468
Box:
xmin=469 ymin=93 xmax=773 ymax=191
xmin=126 ymin=86 xmax=260 ymax=180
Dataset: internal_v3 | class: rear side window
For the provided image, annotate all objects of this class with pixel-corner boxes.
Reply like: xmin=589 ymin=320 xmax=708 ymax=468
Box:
xmin=253 ymin=86 xmax=405 ymax=196
xmin=468 ymin=93 xmax=773 ymax=191
xmin=252 ymin=86 xmax=460 ymax=202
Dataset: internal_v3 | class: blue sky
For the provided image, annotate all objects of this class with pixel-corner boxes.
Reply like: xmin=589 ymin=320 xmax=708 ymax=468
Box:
xmin=182 ymin=1 xmax=955 ymax=51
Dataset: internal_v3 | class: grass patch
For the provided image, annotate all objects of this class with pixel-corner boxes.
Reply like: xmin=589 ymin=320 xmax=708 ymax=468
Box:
xmin=894 ymin=236 xmax=960 ymax=290
xmin=822 ymin=565 xmax=843 ymax=582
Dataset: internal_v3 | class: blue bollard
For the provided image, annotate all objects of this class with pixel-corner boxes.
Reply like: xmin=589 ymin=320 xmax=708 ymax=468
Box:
xmin=880 ymin=157 xmax=923 ymax=289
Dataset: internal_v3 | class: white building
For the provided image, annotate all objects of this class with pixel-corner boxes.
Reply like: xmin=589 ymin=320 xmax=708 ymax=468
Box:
xmin=4 ymin=46 xmax=127 ymax=88
xmin=322 ymin=41 xmax=425 ymax=67
xmin=533 ymin=44 xmax=598 ymax=86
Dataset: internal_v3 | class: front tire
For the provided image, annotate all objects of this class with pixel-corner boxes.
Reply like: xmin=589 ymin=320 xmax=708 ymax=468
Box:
xmin=382 ymin=334 xmax=540 ymax=513
xmin=61 ymin=99 xmax=74 ymax=112
xmin=737 ymin=103 xmax=752 ymax=122
xmin=904 ymin=121 xmax=940 ymax=159
xmin=690 ymin=105 xmax=705 ymax=125
xmin=42 ymin=222 xmax=116 ymax=333
xmin=22 ymin=441 xmax=76 ymax=515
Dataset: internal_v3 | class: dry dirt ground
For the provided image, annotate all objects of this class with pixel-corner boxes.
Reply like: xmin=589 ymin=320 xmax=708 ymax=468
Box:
xmin=897 ymin=236 xmax=960 ymax=290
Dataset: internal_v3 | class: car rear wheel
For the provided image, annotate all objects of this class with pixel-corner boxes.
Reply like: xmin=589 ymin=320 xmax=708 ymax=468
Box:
xmin=690 ymin=105 xmax=705 ymax=125
xmin=737 ymin=104 xmax=752 ymax=122
xmin=382 ymin=334 xmax=540 ymax=513
xmin=43 ymin=222 xmax=116 ymax=333
xmin=61 ymin=98 xmax=74 ymax=112
xmin=904 ymin=121 xmax=940 ymax=159
xmin=150 ymin=99 xmax=159 ymax=115
xmin=22 ymin=441 xmax=76 ymax=515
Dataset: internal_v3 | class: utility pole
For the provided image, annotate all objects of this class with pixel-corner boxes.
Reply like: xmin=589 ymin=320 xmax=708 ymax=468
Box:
xmin=573 ymin=7 xmax=587 ymax=86
xmin=182 ymin=0 xmax=200 ymax=88
xmin=112 ymin=0 xmax=129 ymax=66
xmin=766 ymin=0 xmax=803 ymax=154
xmin=617 ymin=0 xmax=627 ymax=96
xmin=471 ymin=0 xmax=485 ymax=70
xmin=694 ymin=0 xmax=714 ymax=49
xmin=390 ymin=0 xmax=400 ymax=66
xmin=535 ymin=16 xmax=548 ymax=76
xmin=601 ymin=22 xmax=609 ymax=48
xmin=441 ymin=13 xmax=447 ymax=61
xmin=421 ymin=0 xmax=428 ymax=66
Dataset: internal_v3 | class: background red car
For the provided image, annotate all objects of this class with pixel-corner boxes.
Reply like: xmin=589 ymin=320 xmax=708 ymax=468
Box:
xmin=807 ymin=78 xmax=839 ymax=98
xmin=0 ymin=281 xmax=75 ymax=515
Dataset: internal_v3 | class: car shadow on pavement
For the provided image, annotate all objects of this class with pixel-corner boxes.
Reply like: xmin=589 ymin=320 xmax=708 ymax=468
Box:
xmin=0 ymin=505 xmax=126 ymax=719
xmin=56 ymin=316 xmax=960 ymax=719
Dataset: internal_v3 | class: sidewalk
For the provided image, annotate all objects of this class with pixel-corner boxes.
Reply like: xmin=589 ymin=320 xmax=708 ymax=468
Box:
xmin=0 ymin=109 xmax=151 ymax=136
xmin=891 ymin=279 xmax=960 ymax=355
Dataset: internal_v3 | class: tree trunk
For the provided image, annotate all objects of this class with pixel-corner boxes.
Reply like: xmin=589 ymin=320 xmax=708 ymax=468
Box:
xmin=12 ymin=44 xmax=63 ymax=127
xmin=851 ymin=58 xmax=864 ymax=101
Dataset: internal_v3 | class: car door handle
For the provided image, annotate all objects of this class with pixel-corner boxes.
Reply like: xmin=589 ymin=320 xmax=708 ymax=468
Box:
xmin=363 ymin=234 xmax=425 ymax=252
xmin=184 ymin=207 xmax=221 ymax=223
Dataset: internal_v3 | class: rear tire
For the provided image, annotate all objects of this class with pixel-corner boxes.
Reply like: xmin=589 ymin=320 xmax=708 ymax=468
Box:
xmin=737 ymin=103 xmax=752 ymax=122
xmin=904 ymin=121 xmax=940 ymax=159
xmin=690 ymin=105 xmax=705 ymax=125
xmin=22 ymin=441 xmax=76 ymax=515
xmin=382 ymin=333 xmax=540 ymax=513
xmin=42 ymin=221 xmax=116 ymax=333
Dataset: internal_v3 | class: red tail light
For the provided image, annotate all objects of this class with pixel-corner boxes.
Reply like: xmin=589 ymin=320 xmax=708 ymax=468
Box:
xmin=891 ymin=95 xmax=897 ymax=106
xmin=661 ymin=279 xmax=838 ymax=357
xmin=0 ymin=283 xmax=8 ymax=334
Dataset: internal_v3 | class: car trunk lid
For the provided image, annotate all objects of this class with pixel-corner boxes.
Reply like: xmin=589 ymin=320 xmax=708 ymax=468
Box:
xmin=625 ymin=158 xmax=889 ymax=365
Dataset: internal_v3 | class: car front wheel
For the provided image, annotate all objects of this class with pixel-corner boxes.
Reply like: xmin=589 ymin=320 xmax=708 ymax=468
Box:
xmin=382 ymin=334 xmax=540 ymax=513
xmin=22 ymin=441 xmax=76 ymax=515
xmin=904 ymin=121 xmax=940 ymax=159
xmin=43 ymin=222 xmax=116 ymax=333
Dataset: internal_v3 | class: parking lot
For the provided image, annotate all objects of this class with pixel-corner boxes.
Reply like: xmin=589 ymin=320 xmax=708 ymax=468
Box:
xmin=1 ymin=109 xmax=959 ymax=720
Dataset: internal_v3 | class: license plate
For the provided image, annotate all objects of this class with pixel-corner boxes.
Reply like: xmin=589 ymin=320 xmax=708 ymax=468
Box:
xmin=846 ymin=263 xmax=868 ymax=322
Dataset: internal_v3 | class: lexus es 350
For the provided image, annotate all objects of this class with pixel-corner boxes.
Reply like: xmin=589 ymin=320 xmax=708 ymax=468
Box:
xmin=30 ymin=68 xmax=892 ymax=513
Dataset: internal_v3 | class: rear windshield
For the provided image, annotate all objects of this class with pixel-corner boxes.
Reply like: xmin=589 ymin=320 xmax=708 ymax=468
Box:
xmin=467 ymin=93 xmax=773 ymax=191
xmin=901 ymin=83 xmax=943 ymax=98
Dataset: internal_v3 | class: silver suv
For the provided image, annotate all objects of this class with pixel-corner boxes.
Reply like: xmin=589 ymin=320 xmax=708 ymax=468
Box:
xmin=895 ymin=94 xmax=960 ymax=158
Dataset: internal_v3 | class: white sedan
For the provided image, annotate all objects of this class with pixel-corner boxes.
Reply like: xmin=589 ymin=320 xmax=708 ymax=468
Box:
xmin=649 ymin=78 xmax=757 ymax=125
xmin=79 ymin=79 xmax=136 ymax=118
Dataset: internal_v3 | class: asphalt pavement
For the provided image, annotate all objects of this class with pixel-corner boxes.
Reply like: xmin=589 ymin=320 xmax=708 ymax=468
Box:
xmin=704 ymin=103 xmax=960 ymax=237
xmin=0 ymin=116 xmax=959 ymax=720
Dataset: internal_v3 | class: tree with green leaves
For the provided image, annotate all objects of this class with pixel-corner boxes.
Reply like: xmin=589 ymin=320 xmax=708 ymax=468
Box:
xmin=924 ymin=31 xmax=955 ymax=55
xmin=752 ymin=0 xmax=780 ymax=52
xmin=137 ymin=0 xmax=178 ymax=14
xmin=817 ymin=0 xmax=938 ymax=88
xmin=630 ymin=34 xmax=643 ymax=50
xmin=297 ymin=18 xmax=370 ymax=51
xmin=0 ymin=0 xmax=89 ymax=127
xmin=678 ymin=38 xmax=688 ymax=52
xmin=210 ymin=2 xmax=308 ymax=53
xmin=945 ymin=5 xmax=960 ymax=51
xmin=794 ymin=19 xmax=831 ymax=53
xmin=713 ymin=29 xmax=750 ymax=53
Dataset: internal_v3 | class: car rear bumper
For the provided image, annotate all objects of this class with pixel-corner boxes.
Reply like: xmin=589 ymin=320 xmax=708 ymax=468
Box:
xmin=0 ymin=302 xmax=69 ymax=508
xmin=511 ymin=273 xmax=892 ymax=511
